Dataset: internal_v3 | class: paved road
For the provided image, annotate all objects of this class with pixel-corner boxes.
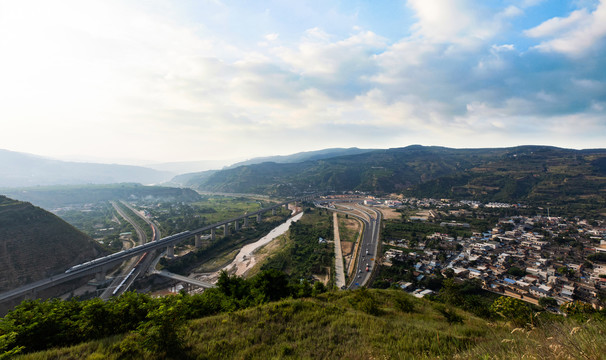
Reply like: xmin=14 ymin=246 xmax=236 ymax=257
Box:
xmin=101 ymin=201 xmax=160 ymax=299
xmin=346 ymin=205 xmax=381 ymax=289
xmin=152 ymin=270 xmax=215 ymax=289
xmin=111 ymin=201 xmax=148 ymax=244
xmin=316 ymin=201 xmax=381 ymax=289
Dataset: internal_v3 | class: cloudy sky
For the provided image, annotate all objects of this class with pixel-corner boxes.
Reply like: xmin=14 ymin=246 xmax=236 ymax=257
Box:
xmin=1 ymin=0 xmax=605 ymax=165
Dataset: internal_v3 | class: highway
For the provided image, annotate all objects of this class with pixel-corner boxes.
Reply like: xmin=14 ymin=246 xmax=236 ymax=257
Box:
xmin=345 ymin=204 xmax=381 ymax=289
xmin=101 ymin=202 xmax=160 ymax=299
xmin=0 ymin=196 xmax=312 ymax=303
xmin=316 ymin=201 xmax=382 ymax=289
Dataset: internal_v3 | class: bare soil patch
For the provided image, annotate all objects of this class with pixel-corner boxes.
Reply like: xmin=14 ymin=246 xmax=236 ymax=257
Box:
xmin=341 ymin=241 xmax=354 ymax=258
xmin=378 ymin=207 xmax=402 ymax=220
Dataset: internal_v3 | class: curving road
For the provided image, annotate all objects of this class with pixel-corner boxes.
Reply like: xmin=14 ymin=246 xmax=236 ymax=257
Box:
xmin=316 ymin=201 xmax=382 ymax=289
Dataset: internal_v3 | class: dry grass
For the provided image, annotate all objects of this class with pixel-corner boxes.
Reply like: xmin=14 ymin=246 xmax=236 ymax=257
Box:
xmin=459 ymin=318 xmax=606 ymax=360
xmin=341 ymin=241 xmax=354 ymax=258
xmin=377 ymin=207 xmax=402 ymax=220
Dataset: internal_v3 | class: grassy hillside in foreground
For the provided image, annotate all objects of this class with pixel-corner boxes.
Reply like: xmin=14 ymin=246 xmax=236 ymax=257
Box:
xmin=12 ymin=289 xmax=606 ymax=360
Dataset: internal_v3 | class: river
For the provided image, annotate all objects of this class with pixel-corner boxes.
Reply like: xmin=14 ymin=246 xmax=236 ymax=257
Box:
xmin=192 ymin=211 xmax=303 ymax=283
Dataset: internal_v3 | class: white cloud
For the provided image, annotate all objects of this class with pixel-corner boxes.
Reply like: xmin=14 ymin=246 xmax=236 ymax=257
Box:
xmin=0 ymin=0 xmax=605 ymax=163
xmin=525 ymin=0 xmax=606 ymax=55
xmin=265 ymin=33 xmax=279 ymax=41
xmin=525 ymin=9 xmax=589 ymax=38
xmin=405 ymin=0 xmax=510 ymax=47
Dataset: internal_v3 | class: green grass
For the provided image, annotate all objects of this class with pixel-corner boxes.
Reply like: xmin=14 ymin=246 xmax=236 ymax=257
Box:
xmin=13 ymin=290 xmax=496 ymax=359
xmin=12 ymin=290 xmax=606 ymax=360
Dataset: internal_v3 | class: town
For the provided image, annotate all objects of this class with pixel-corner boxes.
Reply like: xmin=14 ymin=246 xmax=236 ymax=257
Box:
xmin=366 ymin=197 xmax=606 ymax=309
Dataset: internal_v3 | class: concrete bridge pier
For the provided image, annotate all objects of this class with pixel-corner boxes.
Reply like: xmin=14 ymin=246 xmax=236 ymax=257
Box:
xmin=243 ymin=216 xmax=248 ymax=228
xmin=257 ymin=214 xmax=262 ymax=223
xmin=234 ymin=219 xmax=239 ymax=231
xmin=211 ymin=227 xmax=215 ymax=241
xmin=272 ymin=209 xmax=276 ymax=216
xmin=195 ymin=234 xmax=201 ymax=248
xmin=95 ymin=270 xmax=106 ymax=282
xmin=224 ymin=223 xmax=230 ymax=236
xmin=167 ymin=244 xmax=175 ymax=258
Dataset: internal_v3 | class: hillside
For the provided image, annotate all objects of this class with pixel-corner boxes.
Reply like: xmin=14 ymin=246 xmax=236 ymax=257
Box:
xmin=0 ymin=196 xmax=105 ymax=292
xmin=9 ymin=289 xmax=605 ymax=359
xmin=0 ymin=149 xmax=173 ymax=187
xmin=170 ymin=147 xmax=373 ymax=187
xmin=226 ymin=147 xmax=374 ymax=168
xmin=187 ymin=145 xmax=606 ymax=206
xmin=1 ymin=183 xmax=202 ymax=209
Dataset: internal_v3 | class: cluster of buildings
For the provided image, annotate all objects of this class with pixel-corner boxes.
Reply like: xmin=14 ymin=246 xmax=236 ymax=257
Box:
xmin=384 ymin=214 xmax=606 ymax=308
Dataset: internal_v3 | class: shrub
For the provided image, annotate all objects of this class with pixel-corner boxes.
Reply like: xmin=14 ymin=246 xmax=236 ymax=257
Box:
xmin=435 ymin=305 xmax=464 ymax=324
xmin=490 ymin=296 xmax=532 ymax=326
xmin=394 ymin=294 xmax=415 ymax=313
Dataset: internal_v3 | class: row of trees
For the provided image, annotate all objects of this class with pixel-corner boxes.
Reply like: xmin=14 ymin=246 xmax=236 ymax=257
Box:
xmin=0 ymin=270 xmax=326 ymax=358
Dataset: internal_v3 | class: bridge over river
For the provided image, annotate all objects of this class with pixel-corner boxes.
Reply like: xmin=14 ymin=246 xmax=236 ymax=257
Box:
xmin=0 ymin=196 xmax=313 ymax=304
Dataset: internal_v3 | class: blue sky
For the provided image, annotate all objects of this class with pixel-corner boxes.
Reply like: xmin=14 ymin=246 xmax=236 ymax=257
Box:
xmin=0 ymin=0 xmax=605 ymax=166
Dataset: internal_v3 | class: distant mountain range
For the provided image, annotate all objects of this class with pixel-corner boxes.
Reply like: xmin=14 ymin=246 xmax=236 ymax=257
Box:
xmin=170 ymin=147 xmax=374 ymax=187
xmin=0 ymin=147 xmax=374 ymax=188
xmin=1 ymin=183 xmax=203 ymax=209
xmin=0 ymin=149 xmax=174 ymax=187
xmin=183 ymin=145 xmax=606 ymax=206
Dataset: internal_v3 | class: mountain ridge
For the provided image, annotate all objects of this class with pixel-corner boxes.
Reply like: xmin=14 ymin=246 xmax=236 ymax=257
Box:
xmin=183 ymin=145 xmax=606 ymax=206
xmin=0 ymin=149 xmax=174 ymax=187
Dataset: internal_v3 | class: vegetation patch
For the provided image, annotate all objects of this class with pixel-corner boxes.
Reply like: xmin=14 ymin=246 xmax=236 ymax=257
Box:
xmin=261 ymin=208 xmax=333 ymax=281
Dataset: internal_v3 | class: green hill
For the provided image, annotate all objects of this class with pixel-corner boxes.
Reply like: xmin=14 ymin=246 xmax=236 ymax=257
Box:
xmin=187 ymin=145 xmax=606 ymax=207
xmin=7 ymin=288 xmax=605 ymax=359
xmin=0 ymin=196 xmax=105 ymax=293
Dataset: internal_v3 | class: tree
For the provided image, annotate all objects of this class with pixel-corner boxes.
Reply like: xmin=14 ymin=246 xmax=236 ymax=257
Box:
xmin=138 ymin=297 xmax=186 ymax=357
xmin=490 ymin=296 xmax=532 ymax=326
xmin=538 ymin=297 xmax=557 ymax=308
xmin=560 ymin=301 xmax=595 ymax=317
xmin=250 ymin=269 xmax=291 ymax=303
xmin=506 ymin=266 xmax=526 ymax=277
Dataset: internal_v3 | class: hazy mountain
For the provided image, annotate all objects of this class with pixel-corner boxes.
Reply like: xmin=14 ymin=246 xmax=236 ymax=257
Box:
xmin=146 ymin=159 xmax=242 ymax=174
xmin=0 ymin=149 xmax=174 ymax=187
xmin=186 ymin=145 xmax=606 ymax=205
xmin=0 ymin=195 xmax=105 ymax=292
xmin=168 ymin=170 xmax=218 ymax=188
xmin=226 ymin=147 xmax=375 ymax=169
xmin=1 ymin=183 xmax=203 ymax=209
xmin=170 ymin=147 xmax=374 ymax=187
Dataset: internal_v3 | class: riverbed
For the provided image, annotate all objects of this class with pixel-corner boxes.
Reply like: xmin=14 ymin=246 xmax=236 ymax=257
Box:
xmin=191 ymin=211 xmax=303 ymax=283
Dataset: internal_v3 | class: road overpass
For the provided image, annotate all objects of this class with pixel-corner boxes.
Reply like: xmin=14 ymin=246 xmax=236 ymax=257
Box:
xmin=0 ymin=196 xmax=313 ymax=304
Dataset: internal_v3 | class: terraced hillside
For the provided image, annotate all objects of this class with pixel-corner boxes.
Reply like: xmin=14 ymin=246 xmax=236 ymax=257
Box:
xmin=0 ymin=196 xmax=104 ymax=292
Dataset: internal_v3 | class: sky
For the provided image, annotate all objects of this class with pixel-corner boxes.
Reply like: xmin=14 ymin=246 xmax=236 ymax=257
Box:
xmin=1 ymin=0 xmax=605 ymax=165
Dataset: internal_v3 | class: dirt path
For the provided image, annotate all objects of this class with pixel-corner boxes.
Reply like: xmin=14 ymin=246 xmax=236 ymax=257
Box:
xmin=333 ymin=212 xmax=346 ymax=289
